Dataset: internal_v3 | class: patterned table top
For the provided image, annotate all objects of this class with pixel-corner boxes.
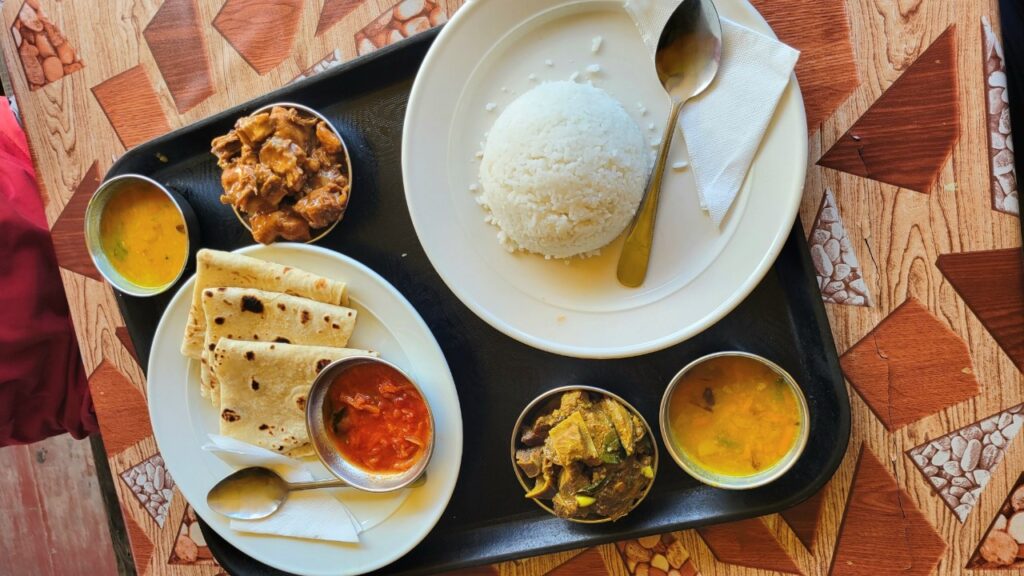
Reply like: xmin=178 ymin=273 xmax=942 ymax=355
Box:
xmin=2 ymin=0 xmax=1022 ymax=574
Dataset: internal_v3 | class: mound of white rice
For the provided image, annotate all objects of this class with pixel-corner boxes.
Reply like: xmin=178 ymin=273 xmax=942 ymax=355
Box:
xmin=478 ymin=81 xmax=650 ymax=259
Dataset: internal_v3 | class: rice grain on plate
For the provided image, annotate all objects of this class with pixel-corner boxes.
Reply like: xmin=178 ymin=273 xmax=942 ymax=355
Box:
xmin=478 ymin=81 xmax=650 ymax=259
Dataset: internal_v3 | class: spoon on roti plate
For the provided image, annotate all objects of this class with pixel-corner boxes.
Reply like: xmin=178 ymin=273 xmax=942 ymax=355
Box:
xmin=617 ymin=0 xmax=723 ymax=287
xmin=207 ymin=466 xmax=427 ymax=520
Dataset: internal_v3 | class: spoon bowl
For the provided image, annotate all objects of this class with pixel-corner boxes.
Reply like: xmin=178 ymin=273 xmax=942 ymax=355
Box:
xmin=618 ymin=0 xmax=723 ymax=287
xmin=207 ymin=466 xmax=427 ymax=520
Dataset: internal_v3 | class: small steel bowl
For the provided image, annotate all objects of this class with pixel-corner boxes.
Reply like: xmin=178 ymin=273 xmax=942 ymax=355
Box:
xmin=227 ymin=102 xmax=352 ymax=244
xmin=511 ymin=385 xmax=659 ymax=523
xmin=84 ymin=174 xmax=199 ymax=297
xmin=306 ymin=356 xmax=434 ymax=493
xmin=659 ymin=352 xmax=810 ymax=490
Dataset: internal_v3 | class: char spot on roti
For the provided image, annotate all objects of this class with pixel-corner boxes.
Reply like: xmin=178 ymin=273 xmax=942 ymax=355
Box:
xmin=275 ymin=337 xmax=290 ymax=343
xmin=259 ymin=424 xmax=269 ymax=430
xmin=251 ymin=379 xmax=260 ymax=390
xmin=301 ymin=310 xmax=310 ymax=324
xmin=222 ymin=409 xmax=240 ymax=422
xmin=214 ymin=317 xmax=225 ymax=325
xmin=204 ymin=290 xmax=213 ymax=297
xmin=277 ymin=303 xmax=286 ymax=311
xmin=241 ymin=295 xmax=264 ymax=313
xmin=317 ymin=358 xmax=331 ymax=372
xmin=246 ymin=351 xmax=255 ymax=361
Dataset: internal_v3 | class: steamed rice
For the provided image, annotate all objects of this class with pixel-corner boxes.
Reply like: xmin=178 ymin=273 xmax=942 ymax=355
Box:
xmin=478 ymin=81 xmax=650 ymax=259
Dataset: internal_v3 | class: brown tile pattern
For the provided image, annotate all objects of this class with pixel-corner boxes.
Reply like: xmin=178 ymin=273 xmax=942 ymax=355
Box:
xmin=10 ymin=1 xmax=83 ymax=91
xmin=616 ymin=534 xmax=700 ymax=576
xmin=937 ymin=248 xmax=1024 ymax=373
xmin=831 ymin=446 xmax=946 ymax=575
xmin=818 ymin=26 xmax=959 ymax=193
xmin=748 ymin=0 xmax=859 ymax=132
xmin=115 ymin=326 xmax=139 ymax=365
xmin=698 ymin=519 xmax=801 ymax=574
xmin=840 ymin=297 xmax=979 ymax=431
xmin=120 ymin=453 xmax=175 ymax=528
xmin=546 ymin=548 xmax=608 ymax=575
xmin=967 ymin=472 xmax=1024 ymax=568
xmin=87 ymin=359 xmax=154 ymax=455
xmin=809 ymin=188 xmax=870 ymax=306
xmin=781 ymin=487 xmax=828 ymax=552
xmin=355 ymin=0 xmax=446 ymax=56
xmin=982 ymin=16 xmax=1018 ymax=215
xmin=213 ymin=0 xmax=303 ymax=75
xmin=49 ymin=160 xmax=101 ymax=280
xmin=907 ymin=405 xmax=1024 ymax=522
xmin=123 ymin=509 xmax=156 ymax=575
xmin=91 ymin=66 xmax=172 ymax=149
xmin=143 ymin=0 xmax=214 ymax=113
xmin=316 ymin=0 xmax=363 ymax=37
xmin=168 ymin=505 xmax=217 ymax=565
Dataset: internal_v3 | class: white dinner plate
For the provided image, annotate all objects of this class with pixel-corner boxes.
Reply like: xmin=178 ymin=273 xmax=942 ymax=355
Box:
xmin=147 ymin=243 xmax=462 ymax=576
xmin=403 ymin=0 xmax=806 ymax=358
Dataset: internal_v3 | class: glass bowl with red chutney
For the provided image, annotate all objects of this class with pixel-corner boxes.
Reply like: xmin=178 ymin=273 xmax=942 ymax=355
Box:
xmin=306 ymin=356 xmax=434 ymax=492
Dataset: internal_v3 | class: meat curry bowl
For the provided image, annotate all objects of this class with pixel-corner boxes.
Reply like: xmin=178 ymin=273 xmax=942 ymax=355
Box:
xmin=211 ymin=103 xmax=352 ymax=245
xmin=511 ymin=386 xmax=658 ymax=523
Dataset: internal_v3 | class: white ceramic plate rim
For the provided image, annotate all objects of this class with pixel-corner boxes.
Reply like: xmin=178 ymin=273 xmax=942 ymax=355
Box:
xmin=147 ymin=243 xmax=462 ymax=576
xmin=402 ymin=0 xmax=807 ymax=359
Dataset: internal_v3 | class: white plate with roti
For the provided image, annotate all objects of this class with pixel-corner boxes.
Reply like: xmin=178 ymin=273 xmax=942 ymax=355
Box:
xmin=403 ymin=0 xmax=806 ymax=358
xmin=147 ymin=243 xmax=462 ymax=576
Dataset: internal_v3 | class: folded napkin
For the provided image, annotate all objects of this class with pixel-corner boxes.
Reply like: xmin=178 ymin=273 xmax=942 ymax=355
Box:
xmin=626 ymin=0 xmax=800 ymax=226
xmin=203 ymin=435 xmax=361 ymax=543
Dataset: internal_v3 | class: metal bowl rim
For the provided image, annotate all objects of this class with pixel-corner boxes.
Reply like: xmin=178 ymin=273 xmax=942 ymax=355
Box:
xmin=510 ymin=384 xmax=659 ymax=524
xmin=306 ymin=355 xmax=435 ymax=493
xmin=658 ymin=351 xmax=811 ymax=490
xmin=84 ymin=173 xmax=195 ymax=297
xmin=228 ymin=102 xmax=353 ymax=244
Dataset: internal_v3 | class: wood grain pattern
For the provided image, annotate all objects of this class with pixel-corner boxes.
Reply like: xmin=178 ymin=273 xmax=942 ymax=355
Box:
xmin=780 ymin=488 xmax=828 ymax=552
xmin=115 ymin=326 xmax=139 ymax=365
xmin=87 ymin=360 xmax=154 ymax=456
xmin=830 ymin=446 xmax=945 ymax=576
xmin=317 ymin=0 xmax=364 ymax=36
xmin=937 ymin=248 xmax=1024 ymax=373
xmin=818 ymin=26 xmax=960 ymax=193
xmin=1 ymin=0 xmax=1022 ymax=575
xmin=748 ymin=0 xmax=860 ymax=132
xmin=91 ymin=66 xmax=172 ymax=149
xmin=49 ymin=160 xmax=101 ymax=281
xmin=0 ymin=436 xmax=118 ymax=576
xmin=698 ymin=518 xmax=801 ymax=574
xmin=212 ymin=0 xmax=304 ymax=75
xmin=143 ymin=0 xmax=214 ymax=113
xmin=840 ymin=297 xmax=980 ymax=431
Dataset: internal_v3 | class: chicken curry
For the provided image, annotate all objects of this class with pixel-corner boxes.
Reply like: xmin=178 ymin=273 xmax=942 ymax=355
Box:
xmin=211 ymin=106 xmax=350 ymax=244
xmin=515 ymin=390 xmax=654 ymax=521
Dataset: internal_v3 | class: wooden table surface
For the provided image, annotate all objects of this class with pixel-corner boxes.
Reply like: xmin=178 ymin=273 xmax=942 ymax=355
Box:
xmin=2 ymin=0 xmax=1022 ymax=574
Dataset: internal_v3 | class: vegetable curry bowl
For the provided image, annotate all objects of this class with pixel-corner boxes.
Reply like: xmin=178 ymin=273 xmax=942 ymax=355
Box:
xmin=660 ymin=352 xmax=810 ymax=490
xmin=84 ymin=174 xmax=199 ymax=297
xmin=511 ymin=386 xmax=658 ymax=523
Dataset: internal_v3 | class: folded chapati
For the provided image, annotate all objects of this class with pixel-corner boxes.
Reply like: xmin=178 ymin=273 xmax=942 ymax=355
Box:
xmin=181 ymin=249 xmax=348 ymax=359
xmin=199 ymin=287 xmax=357 ymax=405
xmin=212 ymin=340 xmax=376 ymax=457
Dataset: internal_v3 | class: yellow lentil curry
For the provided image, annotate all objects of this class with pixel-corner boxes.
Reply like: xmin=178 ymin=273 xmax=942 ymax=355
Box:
xmin=99 ymin=183 xmax=188 ymax=287
xmin=668 ymin=356 xmax=802 ymax=477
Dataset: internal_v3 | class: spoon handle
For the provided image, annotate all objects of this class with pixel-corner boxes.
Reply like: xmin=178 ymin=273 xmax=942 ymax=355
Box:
xmin=289 ymin=478 xmax=351 ymax=491
xmin=288 ymin=473 xmax=427 ymax=492
xmin=617 ymin=99 xmax=686 ymax=287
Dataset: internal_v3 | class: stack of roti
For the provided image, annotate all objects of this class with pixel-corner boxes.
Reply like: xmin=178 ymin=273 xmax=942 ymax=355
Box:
xmin=181 ymin=249 xmax=375 ymax=457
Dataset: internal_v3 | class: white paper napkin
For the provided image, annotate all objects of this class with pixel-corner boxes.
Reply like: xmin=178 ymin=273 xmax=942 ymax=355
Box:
xmin=203 ymin=435 xmax=361 ymax=543
xmin=626 ymin=0 xmax=800 ymax=226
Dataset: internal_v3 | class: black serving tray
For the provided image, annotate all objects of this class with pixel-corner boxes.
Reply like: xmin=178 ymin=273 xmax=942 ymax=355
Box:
xmin=107 ymin=29 xmax=850 ymax=576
